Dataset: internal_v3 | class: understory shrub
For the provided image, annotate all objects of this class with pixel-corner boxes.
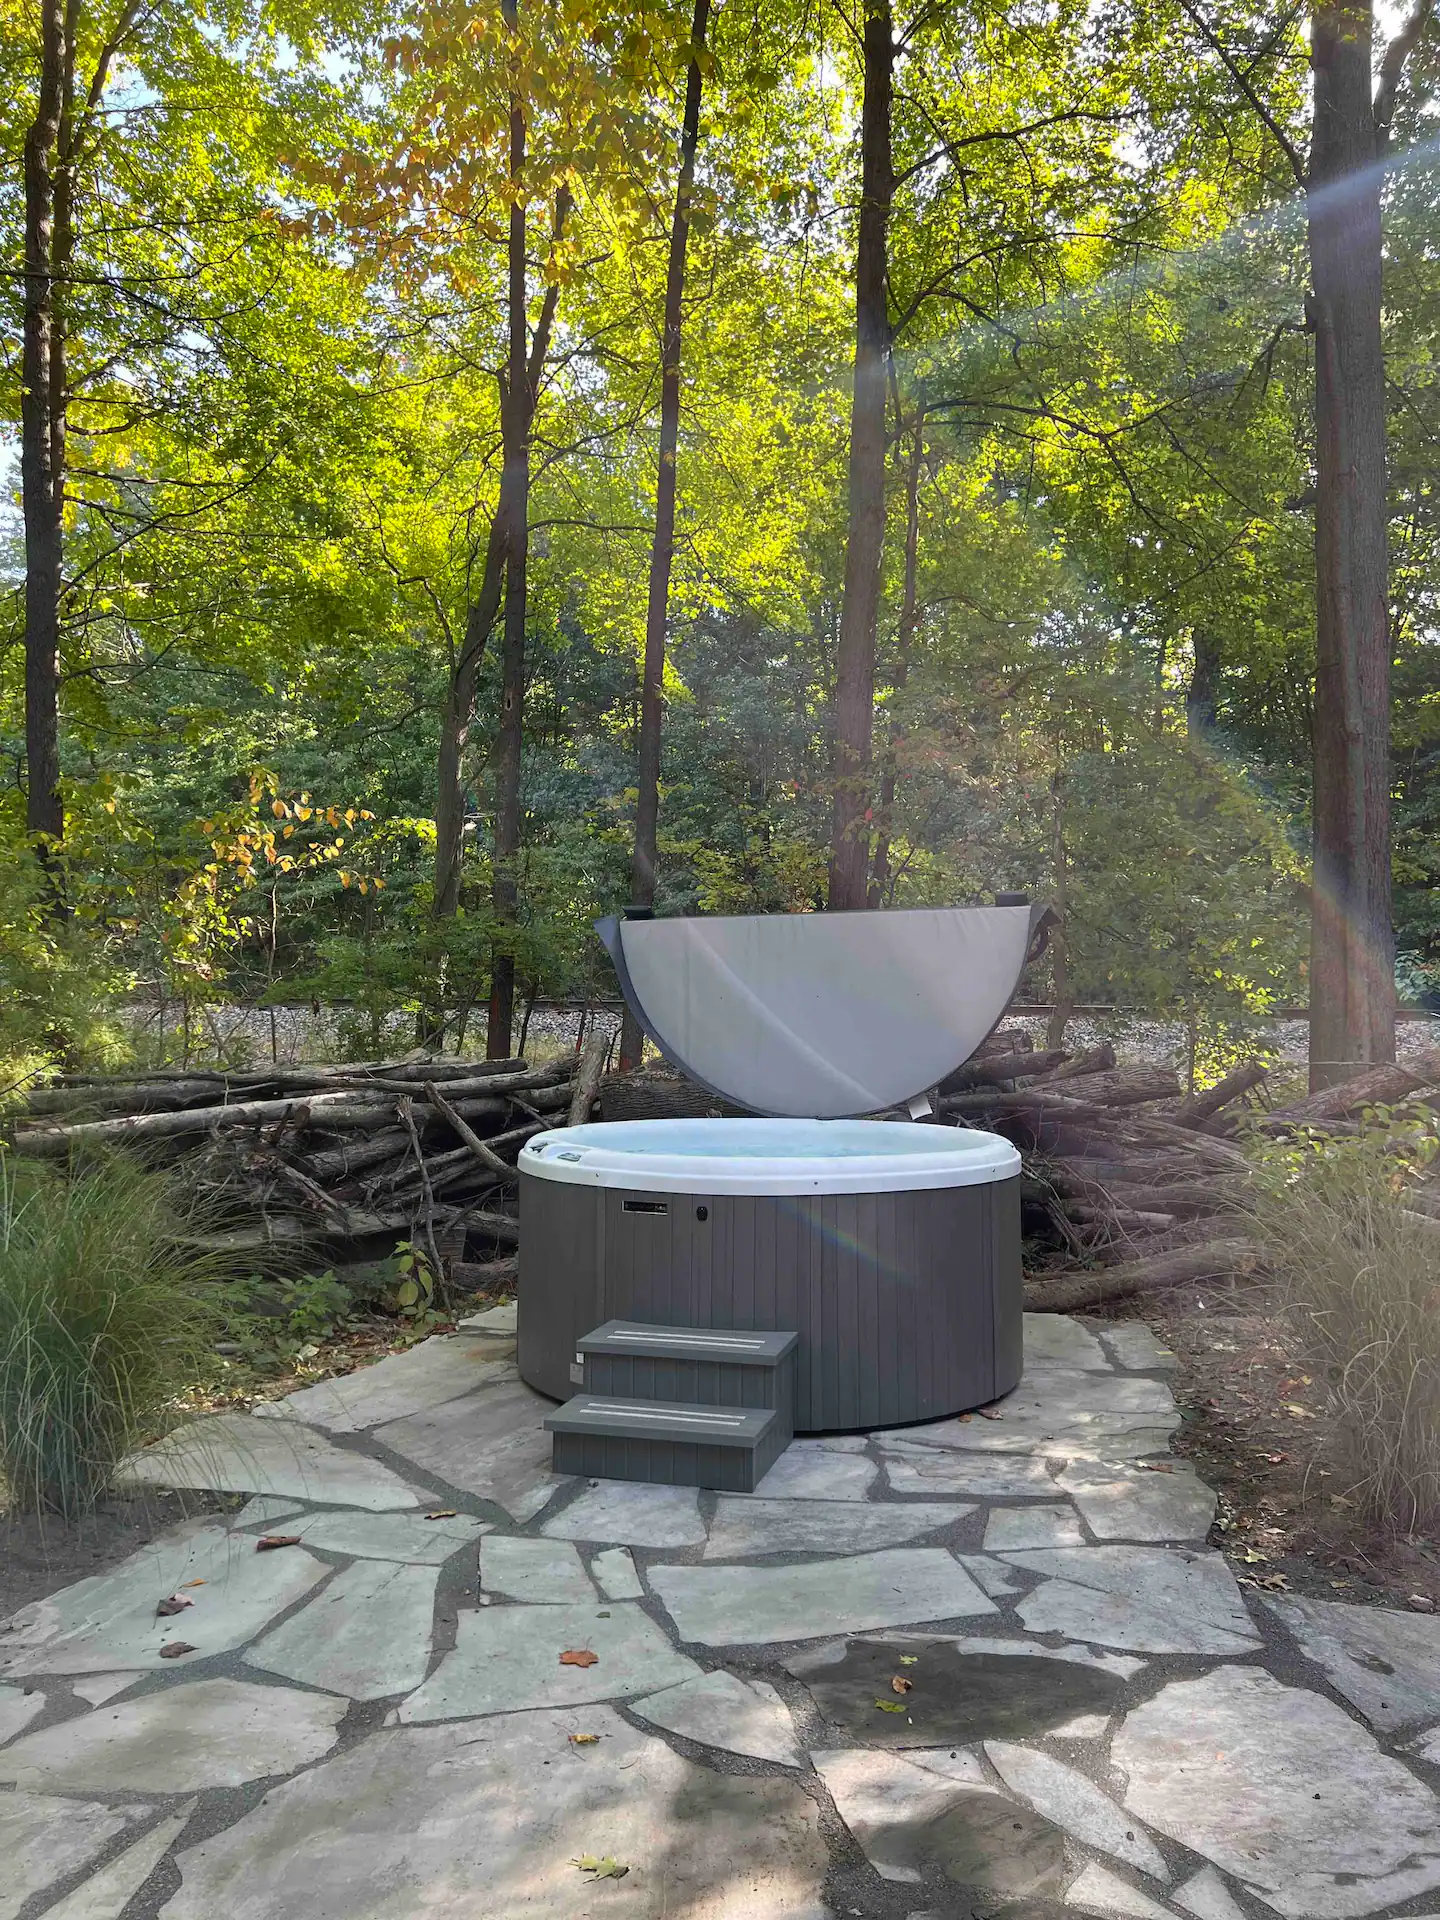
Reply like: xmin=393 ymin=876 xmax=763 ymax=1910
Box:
xmin=1246 ymin=1112 xmax=1440 ymax=1535
xmin=0 ymin=1158 xmax=223 ymax=1517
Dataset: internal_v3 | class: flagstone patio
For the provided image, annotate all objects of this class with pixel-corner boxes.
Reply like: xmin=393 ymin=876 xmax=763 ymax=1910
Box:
xmin=2 ymin=1308 xmax=1438 ymax=1919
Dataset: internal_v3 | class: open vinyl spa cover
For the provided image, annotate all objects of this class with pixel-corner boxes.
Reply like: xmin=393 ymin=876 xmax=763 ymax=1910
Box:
xmin=596 ymin=904 xmax=1047 ymax=1119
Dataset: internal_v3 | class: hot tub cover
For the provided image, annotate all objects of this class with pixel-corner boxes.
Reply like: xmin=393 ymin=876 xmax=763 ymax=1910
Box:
xmin=520 ymin=1117 xmax=1020 ymax=1194
xmin=597 ymin=904 xmax=1047 ymax=1118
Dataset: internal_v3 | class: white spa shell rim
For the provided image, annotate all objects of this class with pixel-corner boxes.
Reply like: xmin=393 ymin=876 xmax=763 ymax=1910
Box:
xmin=519 ymin=1117 xmax=1020 ymax=1196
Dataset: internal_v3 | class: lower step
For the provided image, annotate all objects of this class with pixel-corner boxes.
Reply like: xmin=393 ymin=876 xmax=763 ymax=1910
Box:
xmin=545 ymin=1395 xmax=790 ymax=1492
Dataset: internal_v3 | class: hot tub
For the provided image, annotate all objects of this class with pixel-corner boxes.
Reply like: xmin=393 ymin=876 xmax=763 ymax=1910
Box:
xmin=517 ymin=1117 xmax=1022 ymax=1432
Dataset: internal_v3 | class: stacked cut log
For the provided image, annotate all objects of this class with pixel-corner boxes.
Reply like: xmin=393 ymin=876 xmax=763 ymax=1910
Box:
xmin=7 ymin=1051 xmax=598 ymax=1281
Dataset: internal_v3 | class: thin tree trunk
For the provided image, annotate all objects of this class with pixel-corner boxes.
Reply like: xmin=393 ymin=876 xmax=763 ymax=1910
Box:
xmin=868 ymin=416 xmax=921 ymax=907
xmin=1046 ymin=771 xmax=1072 ymax=1050
xmin=1185 ymin=628 xmax=1222 ymax=740
xmin=619 ymin=0 xmax=710 ymax=1073
xmin=486 ymin=74 xmax=531 ymax=1062
xmin=827 ymin=0 xmax=894 ymax=911
xmin=21 ymin=0 xmax=68 ymax=849
xmin=1306 ymin=0 xmax=1395 ymax=1089
xmin=434 ymin=514 xmax=506 ymax=923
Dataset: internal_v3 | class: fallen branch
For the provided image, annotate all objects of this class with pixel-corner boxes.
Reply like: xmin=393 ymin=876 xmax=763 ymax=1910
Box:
xmin=1269 ymin=1047 xmax=1440 ymax=1124
xmin=568 ymin=1030 xmax=609 ymax=1127
xmin=1173 ymin=1060 xmax=1269 ymax=1127
xmin=1024 ymin=1237 xmax=1263 ymax=1311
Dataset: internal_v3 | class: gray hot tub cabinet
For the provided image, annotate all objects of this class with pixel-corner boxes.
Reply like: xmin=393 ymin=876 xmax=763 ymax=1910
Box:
xmin=517 ymin=1120 xmax=1022 ymax=1433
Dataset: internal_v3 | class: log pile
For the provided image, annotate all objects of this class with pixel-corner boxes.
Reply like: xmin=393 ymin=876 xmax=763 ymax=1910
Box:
xmin=7 ymin=1044 xmax=608 ymax=1279
xmin=944 ymin=1030 xmax=1440 ymax=1310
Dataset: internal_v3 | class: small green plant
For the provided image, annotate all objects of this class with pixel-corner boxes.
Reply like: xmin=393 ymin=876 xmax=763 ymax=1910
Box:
xmin=1245 ymin=1107 xmax=1440 ymax=1535
xmin=0 ymin=1157 xmax=223 ymax=1518
xmin=220 ymin=1270 xmax=358 ymax=1370
xmin=393 ymin=1240 xmax=437 ymax=1317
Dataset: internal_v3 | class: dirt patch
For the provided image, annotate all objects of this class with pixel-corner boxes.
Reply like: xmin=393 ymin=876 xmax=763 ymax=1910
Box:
xmin=1100 ymin=1287 xmax=1440 ymax=1612
xmin=0 ymin=1488 xmax=235 ymax=1623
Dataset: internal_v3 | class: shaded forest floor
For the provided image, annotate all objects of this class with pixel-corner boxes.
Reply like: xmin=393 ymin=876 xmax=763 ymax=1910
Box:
xmin=1123 ymin=1288 xmax=1440 ymax=1612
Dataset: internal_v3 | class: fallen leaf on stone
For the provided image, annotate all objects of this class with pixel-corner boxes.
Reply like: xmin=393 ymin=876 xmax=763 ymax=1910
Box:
xmin=976 ymin=1407 xmax=1002 ymax=1421
xmin=559 ymin=1649 xmax=599 ymax=1668
xmin=890 ymin=1676 xmax=913 ymax=1694
xmin=255 ymin=1535 xmax=303 ymax=1552
xmin=425 ymin=1510 xmax=458 ymax=1520
xmin=569 ymin=1733 xmax=600 ymax=1746
xmin=874 ymin=1699 xmax=907 ymax=1713
xmin=159 ymin=1642 xmax=198 ymax=1659
xmin=572 ymin=1856 xmax=628 ymax=1880
xmin=1138 ymin=1462 xmax=1174 ymax=1474
xmin=180 ymin=1579 xmax=207 ymax=1588
xmin=1408 ymin=1593 xmax=1436 ymax=1613
xmin=898 ymin=1654 xmax=918 ymax=1666
xmin=156 ymin=1594 xmax=194 ymax=1617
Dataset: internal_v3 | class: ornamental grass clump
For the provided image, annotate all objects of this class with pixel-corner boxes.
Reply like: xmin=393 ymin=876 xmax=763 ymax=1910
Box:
xmin=1245 ymin=1111 xmax=1440 ymax=1536
xmin=0 ymin=1156 xmax=222 ymax=1518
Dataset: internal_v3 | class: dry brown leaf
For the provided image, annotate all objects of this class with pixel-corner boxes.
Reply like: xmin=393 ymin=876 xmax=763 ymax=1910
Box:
xmin=159 ymin=1642 xmax=197 ymax=1659
xmin=255 ymin=1535 xmax=303 ymax=1552
xmin=890 ymin=1675 xmax=913 ymax=1694
xmin=976 ymin=1407 xmax=1002 ymax=1421
xmin=180 ymin=1579 xmax=207 ymax=1588
xmin=568 ymin=1732 xmax=600 ymax=1746
xmin=559 ymin=1649 xmax=599 ymax=1668
xmin=425 ymin=1510 xmax=458 ymax=1520
xmin=155 ymin=1594 xmax=194 ymax=1617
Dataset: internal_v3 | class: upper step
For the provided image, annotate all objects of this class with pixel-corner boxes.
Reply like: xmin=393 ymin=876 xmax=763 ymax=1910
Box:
xmin=577 ymin=1321 xmax=798 ymax=1366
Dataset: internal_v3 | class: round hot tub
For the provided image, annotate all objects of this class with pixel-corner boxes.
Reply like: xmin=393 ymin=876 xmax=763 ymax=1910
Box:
xmin=516 ymin=1117 xmax=1022 ymax=1432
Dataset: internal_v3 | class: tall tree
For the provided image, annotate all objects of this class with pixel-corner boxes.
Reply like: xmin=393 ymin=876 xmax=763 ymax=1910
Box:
xmin=619 ymin=0 xmax=711 ymax=1072
xmin=827 ymin=0 xmax=893 ymax=910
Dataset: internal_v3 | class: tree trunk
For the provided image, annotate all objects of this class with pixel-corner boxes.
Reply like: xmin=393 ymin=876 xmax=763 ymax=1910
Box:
xmin=868 ymin=414 xmax=920 ymax=907
xmin=434 ymin=515 xmax=507 ymax=923
xmin=1185 ymin=628 xmax=1222 ymax=740
xmin=619 ymin=0 xmax=710 ymax=1073
xmin=1045 ymin=771 xmax=1072 ymax=1049
xmin=486 ymin=82 xmax=532 ymax=1062
xmin=827 ymin=0 xmax=893 ymax=911
xmin=1306 ymin=0 xmax=1394 ymax=1089
xmin=21 ymin=0 xmax=69 ymax=849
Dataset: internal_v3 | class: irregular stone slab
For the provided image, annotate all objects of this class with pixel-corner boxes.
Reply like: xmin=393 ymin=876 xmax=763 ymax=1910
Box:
xmin=706 ymin=1497 xmax=969 ymax=1560
xmin=246 ymin=1561 xmax=439 ymax=1699
xmin=752 ymin=1448 xmax=878 ymax=1500
xmin=258 ymin=1339 xmax=512 ymax=1432
xmin=957 ymin=1553 xmax=1022 ymax=1596
xmin=591 ymin=1546 xmax=643 ymax=1600
xmin=457 ymin=1301 xmax=516 ymax=1334
xmin=286 ymin=1508 xmax=488 ymax=1564
xmin=652 ymin=1549 xmax=995 ymax=1647
xmin=813 ymin=1747 xmax=1064 ymax=1897
xmin=41 ymin=1800 xmax=196 ymax=1920
xmin=983 ymin=1505 xmax=1085 ymax=1551
xmin=1066 ymin=1861 xmax=1172 ymax=1917
xmin=1024 ymin=1315 xmax=1112 ymax=1370
xmin=789 ymin=1635 xmax=1134 ymax=1747
xmin=1172 ymin=1866 xmax=1249 ymax=1920
xmin=71 ymin=1675 xmax=135 ymax=1707
xmin=876 ymin=1410 xmax=1181 ymax=1462
xmin=1005 ymin=1547 xmax=1261 ymax=1655
xmin=632 ymin=1670 xmax=801 ymax=1765
xmin=1051 ymin=1712 xmax=1110 ymax=1740
xmin=479 ymin=1535 xmax=595 ymax=1604
xmin=0 ymin=1678 xmax=344 ymax=1792
xmin=231 ymin=1496 xmax=306 ymax=1529
xmin=882 ymin=1448 xmax=1059 ymax=1497
xmin=161 ymin=1707 xmax=829 ymax=1920
xmin=1114 ymin=1665 xmax=1440 ymax=1918
xmin=1411 ymin=1725 xmax=1440 ymax=1766
xmin=1263 ymin=1593 xmax=1440 ymax=1732
xmin=985 ymin=1742 xmax=1169 ymax=1881
xmin=1099 ymin=1324 xmax=1176 ymax=1372
xmin=0 ymin=1793 xmax=141 ymax=1920
xmin=398 ymin=1601 xmax=699 ymax=1719
xmin=376 ymin=1380 xmax=562 ymax=1522
xmin=120 ymin=1415 xmax=420 ymax=1511
xmin=1057 ymin=1460 xmax=1215 ymax=1544
xmin=0 ymin=1523 xmax=329 ymax=1675
xmin=541 ymin=1481 xmax=706 ymax=1548
xmin=0 ymin=1685 xmax=44 ymax=1744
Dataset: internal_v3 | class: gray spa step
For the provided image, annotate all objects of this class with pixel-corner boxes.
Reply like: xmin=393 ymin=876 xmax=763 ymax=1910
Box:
xmin=545 ymin=1394 xmax=791 ymax=1492
xmin=578 ymin=1320 xmax=797 ymax=1427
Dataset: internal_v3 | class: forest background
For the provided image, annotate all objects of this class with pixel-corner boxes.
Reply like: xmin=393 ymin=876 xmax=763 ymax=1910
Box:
xmin=4 ymin=0 xmax=1439 ymax=1092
